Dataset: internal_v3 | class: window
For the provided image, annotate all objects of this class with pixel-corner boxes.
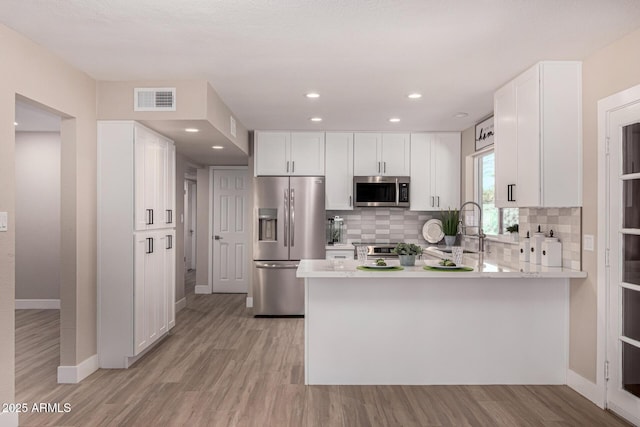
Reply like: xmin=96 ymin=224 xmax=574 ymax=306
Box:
xmin=474 ymin=150 xmax=518 ymax=236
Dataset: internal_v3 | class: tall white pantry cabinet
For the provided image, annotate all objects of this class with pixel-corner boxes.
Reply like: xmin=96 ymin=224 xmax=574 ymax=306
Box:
xmin=98 ymin=121 xmax=176 ymax=369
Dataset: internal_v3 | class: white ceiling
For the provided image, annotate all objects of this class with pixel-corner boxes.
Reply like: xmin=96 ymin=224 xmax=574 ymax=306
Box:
xmin=3 ymin=1 xmax=640 ymax=138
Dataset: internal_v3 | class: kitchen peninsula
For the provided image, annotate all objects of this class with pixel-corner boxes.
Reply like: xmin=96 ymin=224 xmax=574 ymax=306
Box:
xmin=297 ymin=257 xmax=586 ymax=385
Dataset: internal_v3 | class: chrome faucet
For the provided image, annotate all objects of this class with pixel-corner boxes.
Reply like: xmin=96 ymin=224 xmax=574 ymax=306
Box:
xmin=459 ymin=201 xmax=486 ymax=252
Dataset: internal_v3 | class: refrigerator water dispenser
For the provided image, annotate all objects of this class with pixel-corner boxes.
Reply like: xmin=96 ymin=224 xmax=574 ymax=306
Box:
xmin=258 ymin=208 xmax=277 ymax=241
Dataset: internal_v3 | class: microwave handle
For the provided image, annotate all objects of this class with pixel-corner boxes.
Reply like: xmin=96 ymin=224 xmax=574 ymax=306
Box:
xmin=395 ymin=178 xmax=400 ymax=206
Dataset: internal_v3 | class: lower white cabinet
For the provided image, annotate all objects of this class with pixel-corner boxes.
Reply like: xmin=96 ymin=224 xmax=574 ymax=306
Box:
xmin=133 ymin=230 xmax=175 ymax=356
xmin=326 ymin=248 xmax=355 ymax=260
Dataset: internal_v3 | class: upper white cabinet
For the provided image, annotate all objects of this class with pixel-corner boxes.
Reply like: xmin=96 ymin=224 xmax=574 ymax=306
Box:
xmin=410 ymin=133 xmax=461 ymax=211
xmin=494 ymin=61 xmax=582 ymax=208
xmin=353 ymin=133 xmax=410 ymax=176
xmin=254 ymin=131 xmax=325 ymax=176
xmin=134 ymin=124 xmax=176 ymax=230
xmin=325 ymin=132 xmax=354 ymax=210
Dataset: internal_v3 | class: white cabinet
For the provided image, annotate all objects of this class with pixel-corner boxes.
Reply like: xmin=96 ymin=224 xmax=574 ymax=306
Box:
xmin=254 ymin=131 xmax=325 ymax=176
xmin=410 ymin=133 xmax=461 ymax=211
xmin=326 ymin=248 xmax=355 ymax=260
xmin=98 ymin=121 xmax=176 ymax=369
xmin=353 ymin=133 xmax=410 ymax=176
xmin=494 ymin=61 xmax=582 ymax=207
xmin=325 ymin=132 xmax=354 ymax=210
xmin=134 ymin=125 xmax=176 ymax=230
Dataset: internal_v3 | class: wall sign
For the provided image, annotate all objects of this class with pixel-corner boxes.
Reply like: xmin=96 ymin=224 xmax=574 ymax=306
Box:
xmin=475 ymin=115 xmax=494 ymax=151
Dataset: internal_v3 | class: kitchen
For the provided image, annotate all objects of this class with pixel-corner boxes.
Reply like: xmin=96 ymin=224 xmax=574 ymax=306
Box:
xmin=2 ymin=1 xmax=640 ymax=426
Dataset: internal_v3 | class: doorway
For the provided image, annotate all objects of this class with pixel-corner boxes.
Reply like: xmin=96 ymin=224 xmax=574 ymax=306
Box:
xmin=14 ymin=99 xmax=62 ymax=402
xmin=603 ymin=85 xmax=640 ymax=424
xmin=184 ymin=175 xmax=197 ymax=295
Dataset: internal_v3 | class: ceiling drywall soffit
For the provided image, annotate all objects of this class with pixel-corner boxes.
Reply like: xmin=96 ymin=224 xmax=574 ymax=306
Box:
xmin=141 ymin=119 xmax=248 ymax=166
xmin=3 ymin=1 xmax=640 ymax=131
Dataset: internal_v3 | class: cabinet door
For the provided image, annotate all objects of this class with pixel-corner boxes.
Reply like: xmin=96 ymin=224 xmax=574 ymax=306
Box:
xmin=381 ymin=133 xmax=410 ymax=176
xmin=409 ymin=133 xmax=434 ymax=210
xmin=325 ymin=133 xmax=354 ymax=210
xmin=157 ymin=233 xmax=169 ymax=336
xmin=290 ymin=132 xmax=325 ymax=175
xmin=515 ymin=66 xmax=541 ymax=207
xmin=134 ymin=125 xmax=158 ymax=230
xmin=432 ymin=133 xmax=461 ymax=210
xmin=494 ymin=82 xmax=519 ymax=208
xmin=254 ymin=132 xmax=290 ymax=175
xmin=134 ymin=232 xmax=160 ymax=355
xmin=163 ymin=141 xmax=176 ymax=226
xmin=354 ymin=133 xmax=381 ymax=175
xmin=165 ymin=230 xmax=176 ymax=329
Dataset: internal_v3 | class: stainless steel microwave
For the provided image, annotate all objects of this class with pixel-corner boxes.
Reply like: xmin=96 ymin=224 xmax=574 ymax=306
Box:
xmin=353 ymin=176 xmax=410 ymax=208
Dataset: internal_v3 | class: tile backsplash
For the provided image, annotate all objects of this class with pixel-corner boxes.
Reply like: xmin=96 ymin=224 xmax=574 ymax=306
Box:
xmin=328 ymin=206 xmax=582 ymax=270
xmin=327 ymin=208 xmax=436 ymax=245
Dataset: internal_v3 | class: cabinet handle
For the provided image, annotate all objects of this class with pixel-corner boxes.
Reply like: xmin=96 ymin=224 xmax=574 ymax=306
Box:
xmin=292 ymin=161 xmax=295 ymax=173
xmin=431 ymin=196 xmax=434 ymax=207
xmin=378 ymin=162 xmax=381 ymax=174
xmin=166 ymin=209 xmax=173 ymax=224
xmin=507 ymin=184 xmax=516 ymax=202
xmin=146 ymin=209 xmax=153 ymax=225
xmin=166 ymin=235 xmax=173 ymax=250
xmin=335 ymin=256 xmax=346 ymax=259
xmin=286 ymin=161 xmax=289 ymax=173
xmin=436 ymin=196 xmax=440 ymax=207
xmin=146 ymin=237 xmax=154 ymax=254
xmin=384 ymin=162 xmax=386 ymax=174
xmin=349 ymin=195 xmax=352 ymax=207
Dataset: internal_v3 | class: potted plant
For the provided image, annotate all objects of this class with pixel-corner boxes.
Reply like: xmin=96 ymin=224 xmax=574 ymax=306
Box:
xmin=392 ymin=243 xmax=422 ymax=266
xmin=505 ymin=223 xmax=519 ymax=242
xmin=440 ymin=208 xmax=460 ymax=247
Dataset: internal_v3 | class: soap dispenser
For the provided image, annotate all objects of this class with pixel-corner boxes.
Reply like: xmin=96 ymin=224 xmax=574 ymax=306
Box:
xmin=530 ymin=225 xmax=545 ymax=265
xmin=541 ymin=230 xmax=563 ymax=267
xmin=519 ymin=231 xmax=531 ymax=262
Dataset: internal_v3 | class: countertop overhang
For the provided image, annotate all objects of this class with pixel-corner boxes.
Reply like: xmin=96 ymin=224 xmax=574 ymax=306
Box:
xmin=297 ymin=258 xmax=586 ymax=279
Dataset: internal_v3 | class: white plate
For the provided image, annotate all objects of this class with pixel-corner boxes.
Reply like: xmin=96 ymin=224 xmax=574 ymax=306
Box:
xmin=422 ymin=219 xmax=444 ymax=243
xmin=425 ymin=260 xmax=465 ymax=270
xmin=361 ymin=263 xmax=397 ymax=269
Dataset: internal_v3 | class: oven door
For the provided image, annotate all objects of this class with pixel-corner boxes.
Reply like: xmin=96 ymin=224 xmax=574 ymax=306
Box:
xmin=354 ymin=176 xmax=398 ymax=207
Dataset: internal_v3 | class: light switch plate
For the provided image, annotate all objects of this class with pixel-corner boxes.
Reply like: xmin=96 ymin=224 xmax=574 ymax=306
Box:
xmin=0 ymin=212 xmax=7 ymax=232
xmin=584 ymin=234 xmax=594 ymax=251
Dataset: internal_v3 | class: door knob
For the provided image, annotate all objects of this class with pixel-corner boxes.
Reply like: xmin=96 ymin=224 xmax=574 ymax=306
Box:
xmin=214 ymin=235 xmax=223 ymax=240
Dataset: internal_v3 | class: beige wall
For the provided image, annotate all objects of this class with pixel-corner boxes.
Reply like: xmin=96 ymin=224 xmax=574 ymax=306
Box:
xmin=460 ymin=126 xmax=476 ymax=202
xmin=15 ymin=132 xmax=61 ymax=300
xmin=570 ymin=26 xmax=640 ymax=381
xmin=0 ymin=24 xmax=97 ymax=405
xmin=196 ymin=168 xmax=211 ymax=288
xmin=206 ymin=84 xmax=249 ymax=154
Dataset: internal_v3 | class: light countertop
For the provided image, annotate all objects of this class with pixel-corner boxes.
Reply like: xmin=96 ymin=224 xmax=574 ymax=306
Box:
xmin=297 ymin=256 xmax=587 ymax=279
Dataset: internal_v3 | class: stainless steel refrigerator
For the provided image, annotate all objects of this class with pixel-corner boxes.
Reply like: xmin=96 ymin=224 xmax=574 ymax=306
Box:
xmin=253 ymin=176 xmax=325 ymax=316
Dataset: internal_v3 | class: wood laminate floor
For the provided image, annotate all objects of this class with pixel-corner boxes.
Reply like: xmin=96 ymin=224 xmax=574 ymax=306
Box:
xmin=15 ymin=290 xmax=631 ymax=426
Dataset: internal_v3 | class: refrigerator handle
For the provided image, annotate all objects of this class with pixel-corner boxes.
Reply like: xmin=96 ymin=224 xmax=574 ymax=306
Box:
xmin=283 ymin=189 xmax=289 ymax=247
xmin=290 ymin=188 xmax=295 ymax=247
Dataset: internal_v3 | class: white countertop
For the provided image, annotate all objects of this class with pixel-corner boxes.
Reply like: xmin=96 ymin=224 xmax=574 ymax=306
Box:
xmin=297 ymin=256 xmax=587 ymax=279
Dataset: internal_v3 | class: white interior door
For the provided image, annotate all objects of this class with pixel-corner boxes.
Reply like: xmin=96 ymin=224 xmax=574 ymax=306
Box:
xmin=212 ymin=169 xmax=250 ymax=293
xmin=607 ymin=99 xmax=640 ymax=425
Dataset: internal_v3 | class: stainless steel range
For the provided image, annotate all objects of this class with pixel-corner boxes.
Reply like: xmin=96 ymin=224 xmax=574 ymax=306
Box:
xmin=353 ymin=242 xmax=401 ymax=259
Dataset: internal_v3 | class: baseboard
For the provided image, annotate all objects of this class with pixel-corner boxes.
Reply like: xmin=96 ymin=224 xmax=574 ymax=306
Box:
xmin=246 ymin=296 xmax=253 ymax=308
xmin=15 ymin=299 xmax=60 ymax=309
xmin=57 ymin=354 xmax=99 ymax=384
xmin=609 ymin=401 xmax=640 ymax=426
xmin=195 ymin=285 xmax=210 ymax=294
xmin=0 ymin=410 xmax=19 ymax=427
xmin=566 ymin=369 xmax=605 ymax=409
xmin=175 ymin=297 xmax=186 ymax=313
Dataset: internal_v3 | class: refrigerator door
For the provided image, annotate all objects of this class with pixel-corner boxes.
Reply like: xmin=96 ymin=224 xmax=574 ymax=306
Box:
xmin=253 ymin=176 xmax=290 ymax=261
xmin=289 ymin=177 xmax=326 ymax=260
xmin=253 ymin=261 xmax=304 ymax=315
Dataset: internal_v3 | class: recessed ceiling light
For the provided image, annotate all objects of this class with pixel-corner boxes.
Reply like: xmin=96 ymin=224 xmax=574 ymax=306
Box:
xmin=310 ymin=117 xmax=323 ymax=122
xmin=14 ymin=122 xmax=18 ymax=126
xmin=454 ymin=112 xmax=469 ymax=118
xmin=211 ymin=145 xmax=223 ymax=150
xmin=408 ymin=93 xmax=422 ymax=99
xmin=185 ymin=128 xmax=199 ymax=133
xmin=389 ymin=117 xmax=401 ymax=123
xmin=305 ymin=92 xmax=320 ymax=99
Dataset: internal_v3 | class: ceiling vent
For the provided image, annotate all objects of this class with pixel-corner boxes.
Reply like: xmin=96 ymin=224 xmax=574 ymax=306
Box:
xmin=134 ymin=88 xmax=176 ymax=111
